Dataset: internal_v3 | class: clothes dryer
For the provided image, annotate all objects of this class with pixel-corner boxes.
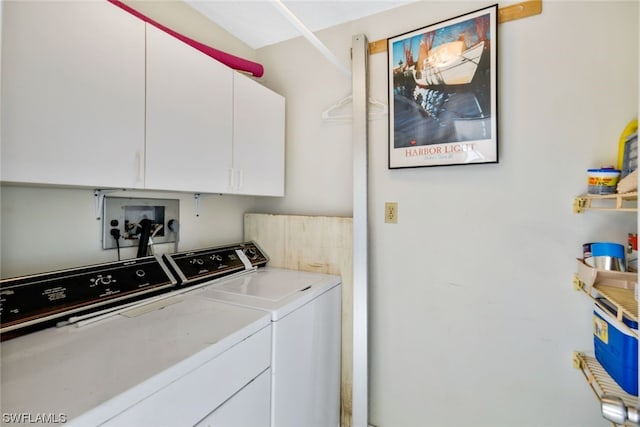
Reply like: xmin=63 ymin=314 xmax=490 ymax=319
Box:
xmin=190 ymin=267 xmax=342 ymax=427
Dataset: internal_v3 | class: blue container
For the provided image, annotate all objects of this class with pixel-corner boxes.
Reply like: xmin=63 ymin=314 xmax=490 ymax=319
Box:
xmin=591 ymin=243 xmax=626 ymax=259
xmin=593 ymin=299 xmax=638 ymax=396
xmin=591 ymin=242 xmax=627 ymax=271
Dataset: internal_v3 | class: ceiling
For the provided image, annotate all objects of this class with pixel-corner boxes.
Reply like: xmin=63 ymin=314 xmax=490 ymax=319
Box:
xmin=184 ymin=1 xmax=416 ymax=49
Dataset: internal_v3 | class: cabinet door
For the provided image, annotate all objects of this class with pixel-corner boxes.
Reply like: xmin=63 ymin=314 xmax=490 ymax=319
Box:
xmin=1 ymin=1 xmax=145 ymax=188
xmin=232 ymin=73 xmax=285 ymax=196
xmin=145 ymin=24 xmax=233 ymax=193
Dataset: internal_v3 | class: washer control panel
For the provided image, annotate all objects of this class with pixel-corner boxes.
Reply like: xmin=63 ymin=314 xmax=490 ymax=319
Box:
xmin=0 ymin=242 xmax=268 ymax=338
xmin=0 ymin=256 xmax=177 ymax=333
xmin=164 ymin=241 xmax=268 ymax=285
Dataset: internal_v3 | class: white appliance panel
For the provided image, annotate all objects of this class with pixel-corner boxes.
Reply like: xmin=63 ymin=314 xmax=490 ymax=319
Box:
xmin=99 ymin=327 xmax=271 ymax=426
xmin=270 ymin=285 xmax=342 ymax=427
xmin=196 ymin=368 xmax=271 ymax=427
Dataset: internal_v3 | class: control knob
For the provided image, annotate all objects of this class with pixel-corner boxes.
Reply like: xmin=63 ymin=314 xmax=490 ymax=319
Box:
xmin=245 ymin=247 xmax=258 ymax=259
xmin=90 ymin=274 xmax=114 ymax=287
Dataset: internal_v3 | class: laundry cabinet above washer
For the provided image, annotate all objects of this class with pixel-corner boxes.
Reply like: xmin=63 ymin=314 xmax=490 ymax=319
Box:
xmin=1 ymin=2 xmax=285 ymax=197
xmin=232 ymin=72 xmax=285 ymax=197
xmin=1 ymin=0 xmax=146 ymax=189
xmin=144 ymin=24 xmax=234 ymax=194
xmin=145 ymin=25 xmax=285 ymax=197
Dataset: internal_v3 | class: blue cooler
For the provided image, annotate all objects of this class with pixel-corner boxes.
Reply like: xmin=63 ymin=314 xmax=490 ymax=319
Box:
xmin=593 ymin=299 xmax=638 ymax=396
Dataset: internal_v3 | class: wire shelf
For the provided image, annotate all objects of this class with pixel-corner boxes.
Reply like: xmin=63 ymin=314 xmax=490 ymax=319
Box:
xmin=574 ymin=352 xmax=638 ymax=427
xmin=574 ymin=192 xmax=638 ymax=213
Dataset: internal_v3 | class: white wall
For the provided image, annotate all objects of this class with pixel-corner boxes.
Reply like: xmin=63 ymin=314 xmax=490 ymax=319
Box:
xmin=253 ymin=2 xmax=638 ymax=426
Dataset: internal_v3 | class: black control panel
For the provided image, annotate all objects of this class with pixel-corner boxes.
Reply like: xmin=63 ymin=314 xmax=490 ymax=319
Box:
xmin=0 ymin=256 xmax=177 ymax=333
xmin=0 ymin=241 xmax=269 ymax=338
xmin=164 ymin=241 xmax=269 ymax=286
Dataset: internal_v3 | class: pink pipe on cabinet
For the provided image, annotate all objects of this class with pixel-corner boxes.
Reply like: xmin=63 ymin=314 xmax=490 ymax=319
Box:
xmin=108 ymin=0 xmax=264 ymax=78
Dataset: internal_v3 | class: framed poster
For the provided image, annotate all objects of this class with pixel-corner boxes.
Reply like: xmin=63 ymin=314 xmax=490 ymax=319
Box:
xmin=387 ymin=4 xmax=498 ymax=169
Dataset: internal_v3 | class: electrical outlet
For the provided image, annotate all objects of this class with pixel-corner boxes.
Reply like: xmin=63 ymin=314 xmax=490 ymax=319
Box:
xmin=385 ymin=202 xmax=398 ymax=224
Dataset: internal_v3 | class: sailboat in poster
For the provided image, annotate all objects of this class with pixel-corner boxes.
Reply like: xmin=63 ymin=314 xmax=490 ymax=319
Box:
xmin=412 ymin=39 xmax=485 ymax=86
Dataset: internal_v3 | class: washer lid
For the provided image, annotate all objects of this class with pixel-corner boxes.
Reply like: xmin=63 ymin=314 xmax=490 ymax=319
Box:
xmin=194 ymin=267 xmax=342 ymax=320
xmin=213 ymin=271 xmax=311 ymax=302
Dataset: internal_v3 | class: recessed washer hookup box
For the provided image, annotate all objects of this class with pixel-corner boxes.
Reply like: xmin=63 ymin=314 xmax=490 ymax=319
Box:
xmin=593 ymin=299 xmax=638 ymax=396
xmin=102 ymin=197 xmax=180 ymax=250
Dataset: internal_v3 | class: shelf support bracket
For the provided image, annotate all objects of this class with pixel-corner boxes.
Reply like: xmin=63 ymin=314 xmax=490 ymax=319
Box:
xmin=94 ymin=189 xmax=121 ymax=220
xmin=194 ymin=193 xmax=201 ymax=217
xmin=94 ymin=190 xmax=103 ymax=220
xmin=573 ymin=274 xmax=584 ymax=291
xmin=573 ymin=197 xmax=587 ymax=213
xmin=572 ymin=351 xmax=584 ymax=370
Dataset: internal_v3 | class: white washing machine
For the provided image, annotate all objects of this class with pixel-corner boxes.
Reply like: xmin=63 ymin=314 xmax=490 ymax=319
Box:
xmin=0 ymin=292 xmax=272 ymax=427
xmin=189 ymin=267 xmax=342 ymax=427
xmin=0 ymin=246 xmax=275 ymax=427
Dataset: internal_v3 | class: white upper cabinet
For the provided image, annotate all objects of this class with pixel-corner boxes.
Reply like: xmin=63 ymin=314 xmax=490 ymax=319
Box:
xmin=232 ymin=72 xmax=285 ymax=197
xmin=1 ymin=3 xmax=285 ymax=196
xmin=145 ymin=26 xmax=284 ymax=196
xmin=145 ymin=24 xmax=233 ymax=194
xmin=1 ymin=1 xmax=146 ymax=188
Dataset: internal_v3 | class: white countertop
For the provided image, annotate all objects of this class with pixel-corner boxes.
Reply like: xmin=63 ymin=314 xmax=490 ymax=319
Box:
xmin=0 ymin=294 xmax=270 ymax=425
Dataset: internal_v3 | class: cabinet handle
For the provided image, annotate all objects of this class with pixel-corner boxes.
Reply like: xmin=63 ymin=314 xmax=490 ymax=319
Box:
xmin=237 ymin=169 xmax=243 ymax=191
xmin=228 ymin=168 xmax=235 ymax=191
